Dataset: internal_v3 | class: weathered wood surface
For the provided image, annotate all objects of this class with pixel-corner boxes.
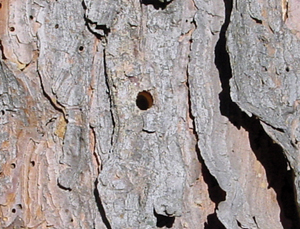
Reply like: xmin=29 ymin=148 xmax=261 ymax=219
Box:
xmin=0 ymin=0 xmax=299 ymax=228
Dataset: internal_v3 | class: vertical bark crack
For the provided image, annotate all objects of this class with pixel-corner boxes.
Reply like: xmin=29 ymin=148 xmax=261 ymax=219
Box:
xmin=102 ymin=48 xmax=118 ymax=151
xmin=82 ymin=3 xmax=116 ymax=227
xmin=215 ymin=0 xmax=300 ymax=227
xmin=186 ymin=14 xmax=226 ymax=229
xmin=94 ymin=179 xmax=112 ymax=229
xmin=0 ymin=39 xmax=7 ymax=60
xmin=37 ymin=71 xmax=67 ymax=120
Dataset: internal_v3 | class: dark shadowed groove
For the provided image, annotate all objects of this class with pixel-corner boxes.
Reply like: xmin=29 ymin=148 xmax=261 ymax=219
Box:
xmin=185 ymin=9 xmax=226 ymax=227
xmin=140 ymin=0 xmax=171 ymax=10
xmin=201 ymin=155 xmax=226 ymax=229
xmin=215 ymin=0 xmax=300 ymax=228
xmin=247 ymin=117 xmax=299 ymax=228
xmin=82 ymin=2 xmax=114 ymax=228
xmin=188 ymin=92 xmax=226 ymax=229
xmin=0 ymin=40 xmax=7 ymax=59
xmin=37 ymin=70 xmax=68 ymax=121
xmin=82 ymin=1 xmax=110 ymax=38
xmin=94 ymin=179 xmax=112 ymax=229
xmin=187 ymin=73 xmax=226 ymax=229
xmin=154 ymin=209 xmax=175 ymax=228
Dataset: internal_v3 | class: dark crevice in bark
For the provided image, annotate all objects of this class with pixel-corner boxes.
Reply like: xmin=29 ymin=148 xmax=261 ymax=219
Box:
xmin=81 ymin=0 xmax=87 ymax=10
xmin=186 ymin=13 xmax=226 ymax=228
xmin=188 ymin=105 xmax=226 ymax=229
xmin=154 ymin=209 xmax=175 ymax=228
xmin=250 ymin=16 xmax=263 ymax=24
xmin=248 ymin=117 xmax=299 ymax=228
xmin=57 ymin=182 xmax=72 ymax=192
xmin=202 ymin=155 xmax=226 ymax=229
xmin=204 ymin=213 xmax=226 ymax=229
xmin=82 ymin=1 xmax=110 ymax=39
xmin=187 ymin=102 xmax=226 ymax=228
xmin=90 ymin=126 xmax=101 ymax=173
xmin=103 ymin=49 xmax=118 ymax=149
xmin=37 ymin=71 xmax=67 ymax=120
xmin=88 ymin=23 xmax=111 ymax=37
xmin=215 ymin=0 xmax=300 ymax=228
xmin=186 ymin=77 xmax=226 ymax=229
xmin=94 ymin=179 xmax=112 ymax=229
xmin=262 ymin=121 xmax=285 ymax=133
xmin=197 ymin=129 xmax=226 ymax=228
xmin=140 ymin=0 xmax=171 ymax=10
xmin=253 ymin=216 xmax=258 ymax=227
xmin=236 ymin=220 xmax=243 ymax=228
xmin=83 ymin=1 xmax=117 ymax=225
xmin=0 ymin=40 xmax=7 ymax=60
xmin=82 ymin=0 xmax=116 ymax=150
xmin=83 ymin=2 xmax=116 ymax=226
xmin=200 ymin=156 xmax=226 ymax=204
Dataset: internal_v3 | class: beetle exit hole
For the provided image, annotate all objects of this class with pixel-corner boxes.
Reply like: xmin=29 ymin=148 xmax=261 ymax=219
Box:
xmin=136 ymin=91 xmax=153 ymax=110
xmin=78 ymin=46 xmax=84 ymax=52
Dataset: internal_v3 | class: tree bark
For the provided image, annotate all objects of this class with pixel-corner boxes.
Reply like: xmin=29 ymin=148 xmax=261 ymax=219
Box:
xmin=0 ymin=0 xmax=299 ymax=228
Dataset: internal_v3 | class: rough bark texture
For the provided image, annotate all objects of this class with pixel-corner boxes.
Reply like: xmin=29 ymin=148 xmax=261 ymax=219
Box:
xmin=0 ymin=0 xmax=299 ymax=228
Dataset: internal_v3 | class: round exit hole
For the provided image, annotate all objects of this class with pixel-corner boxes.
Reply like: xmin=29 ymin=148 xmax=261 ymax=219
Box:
xmin=78 ymin=46 xmax=84 ymax=52
xmin=136 ymin=91 xmax=153 ymax=110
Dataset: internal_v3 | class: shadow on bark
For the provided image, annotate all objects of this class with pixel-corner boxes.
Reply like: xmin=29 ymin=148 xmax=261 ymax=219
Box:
xmin=215 ymin=0 xmax=300 ymax=228
xmin=140 ymin=0 xmax=171 ymax=10
xmin=187 ymin=70 xmax=226 ymax=227
xmin=154 ymin=210 xmax=175 ymax=228
xmin=201 ymin=154 xmax=226 ymax=229
xmin=94 ymin=179 xmax=112 ymax=229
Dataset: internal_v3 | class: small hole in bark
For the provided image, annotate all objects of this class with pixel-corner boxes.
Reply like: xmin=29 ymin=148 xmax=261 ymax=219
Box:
xmin=12 ymin=209 xmax=16 ymax=213
xmin=136 ymin=91 xmax=153 ymax=110
xmin=29 ymin=15 xmax=34 ymax=20
xmin=9 ymin=27 xmax=15 ymax=32
xmin=78 ymin=46 xmax=84 ymax=52
xmin=70 ymin=218 xmax=73 ymax=222
xmin=0 ymin=3 xmax=2 ymax=9
xmin=55 ymin=24 xmax=59 ymax=29
xmin=286 ymin=67 xmax=290 ymax=72
xmin=1 ymin=110 xmax=4 ymax=115
xmin=154 ymin=210 xmax=175 ymax=228
xmin=16 ymin=204 xmax=22 ymax=210
xmin=30 ymin=161 xmax=35 ymax=167
xmin=11 ymin=163 xmax=16 ymax=169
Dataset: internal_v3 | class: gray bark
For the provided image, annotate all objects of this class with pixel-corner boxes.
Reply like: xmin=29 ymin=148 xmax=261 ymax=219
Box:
xmin=0 ymin=0 xmax=299 ymax=228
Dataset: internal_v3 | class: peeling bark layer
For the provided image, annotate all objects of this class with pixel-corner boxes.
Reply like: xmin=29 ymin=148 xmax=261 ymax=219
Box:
xmin=0 ymin=0 xmax=298 ymax=228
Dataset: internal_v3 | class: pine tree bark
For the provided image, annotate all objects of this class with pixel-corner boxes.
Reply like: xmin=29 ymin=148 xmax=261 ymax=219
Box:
xmin=0 ymin=0 xmax=299 ymax=228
